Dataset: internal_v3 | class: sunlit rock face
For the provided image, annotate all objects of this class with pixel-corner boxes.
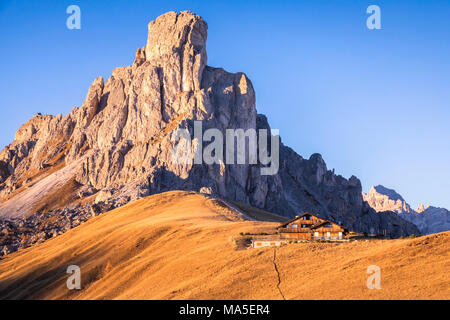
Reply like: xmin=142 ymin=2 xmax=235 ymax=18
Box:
xmin=363 ymin=185 xmax=415 ymax=214
xmin=0 ymin=11 xmax=419 ymax=237
xmin=363 ymin=185 xmax=450 ymax=235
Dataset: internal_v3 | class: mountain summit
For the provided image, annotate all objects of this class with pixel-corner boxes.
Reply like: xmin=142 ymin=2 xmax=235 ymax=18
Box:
xmin=0 ymin=11 xmax=418 ymax=252
xmin=363 ymin=185 xmax=415 ymax=214
xmin=363 ymin=185 xmax=450 ymax=234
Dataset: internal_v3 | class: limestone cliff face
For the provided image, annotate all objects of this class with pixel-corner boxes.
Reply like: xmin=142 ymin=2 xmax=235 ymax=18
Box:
xmin=363 ymin=185 xmax=450 ymax=235
xmin=0 ymin=11 xmax=419 ymax=237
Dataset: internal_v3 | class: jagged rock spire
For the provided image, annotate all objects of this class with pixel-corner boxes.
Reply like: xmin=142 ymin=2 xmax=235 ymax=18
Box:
xmin=145 ymin=11 xmax=208 ymax=92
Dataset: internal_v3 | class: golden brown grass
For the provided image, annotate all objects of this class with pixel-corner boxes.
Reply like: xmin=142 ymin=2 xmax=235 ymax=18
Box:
xmin=0 ymin=191 xmax=448 ymax=300
xmin=228 ymin=200 xmax=287 ymax=222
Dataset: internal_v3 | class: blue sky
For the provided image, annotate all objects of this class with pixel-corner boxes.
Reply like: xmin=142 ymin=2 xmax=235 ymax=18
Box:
xmin=1 ymin=0 xmax=449 ymax=209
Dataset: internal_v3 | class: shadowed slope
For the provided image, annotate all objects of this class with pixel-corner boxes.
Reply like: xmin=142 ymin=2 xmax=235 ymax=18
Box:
xmin=0 ymin=191 xmax=448 ymax=300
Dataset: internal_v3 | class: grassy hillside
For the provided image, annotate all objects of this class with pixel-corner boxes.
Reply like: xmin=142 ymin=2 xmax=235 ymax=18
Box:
xmin=0 ymin=191 xmax=448 ymax=300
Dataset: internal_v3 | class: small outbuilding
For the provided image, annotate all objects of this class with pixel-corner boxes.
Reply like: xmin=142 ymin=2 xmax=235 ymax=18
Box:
xmin=251 ymin=239 xmax=287 ymax=248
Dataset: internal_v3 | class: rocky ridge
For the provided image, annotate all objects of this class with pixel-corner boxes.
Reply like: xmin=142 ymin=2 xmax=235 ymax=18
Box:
xmin=363 ymin=185 xmax=450 ymax=235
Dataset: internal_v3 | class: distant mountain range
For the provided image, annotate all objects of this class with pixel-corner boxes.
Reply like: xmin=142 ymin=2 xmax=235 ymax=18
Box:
xmin=363 ymin=185 xmax=450 ymax=234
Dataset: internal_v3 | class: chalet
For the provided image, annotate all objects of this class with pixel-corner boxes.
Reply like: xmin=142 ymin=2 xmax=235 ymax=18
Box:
xmin=277 ymin=212 xmax=349 ymax=240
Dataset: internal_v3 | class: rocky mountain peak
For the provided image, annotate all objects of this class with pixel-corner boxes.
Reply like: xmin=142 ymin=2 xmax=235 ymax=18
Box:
xmin=0 ymin=11 xmax=420 ymax=247
xmin=417 ymin=203 xmax=430 ymax=213
xmin=417 ymin=203 xmax=425 ymax=213
xmin=363 ymin=185 xmax=450 ymax=235
xmin=372 ymin=185 xmax=404 ymax=202
xmin=363 ymin=185 xmax=414 ymax=214
xmin=403 ymin=205 xmax=450 ymax=235
xmin=145 ymin=11 xmax=207 ymax=92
